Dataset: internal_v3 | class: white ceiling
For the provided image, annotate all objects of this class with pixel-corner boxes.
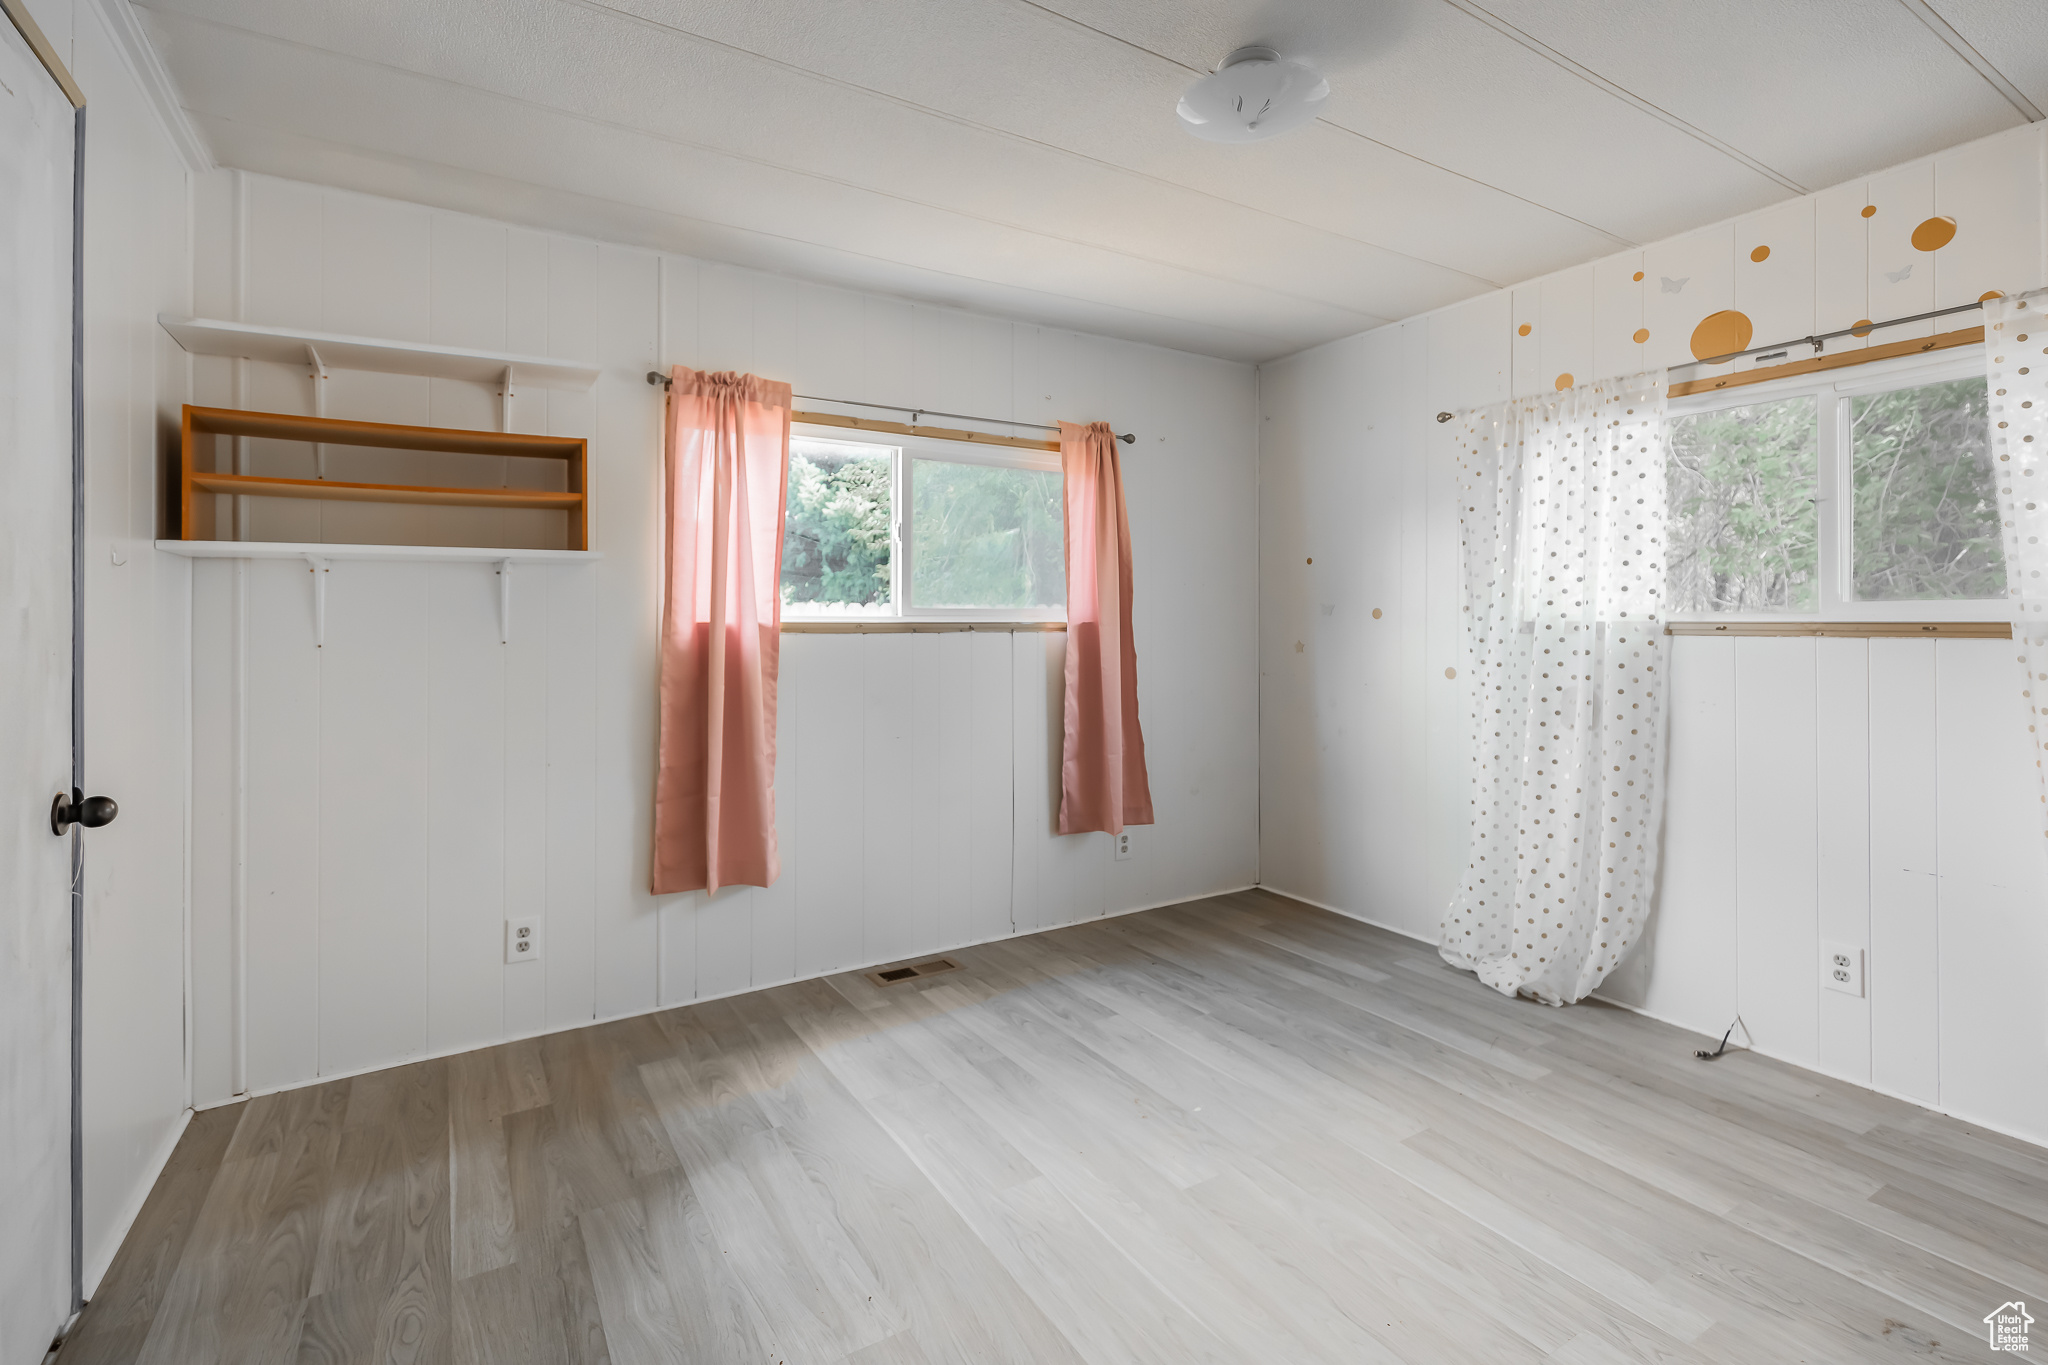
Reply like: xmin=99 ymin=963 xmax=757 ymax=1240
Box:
xmin=134 ymin=0 xmax=2046 ymax=362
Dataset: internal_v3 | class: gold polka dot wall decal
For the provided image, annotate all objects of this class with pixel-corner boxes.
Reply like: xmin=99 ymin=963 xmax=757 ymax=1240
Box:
xmin=1518 ymin=323 xmax=1532 ymax=337
xmin=1633 ymin=328 xmax=1650 ymax=344
xmin=1632 ymin=270 xmax=1644 ymax=282
xmin=1750 ymin=245 xmax=1770 ymax=263
xmin=1554 ymin=372 xmax=1574 ymax=390
xmin=1372 ymin=608 xmax=1383 ymax=619
xmin=1982 ymin=290 xmax=2006 ymax=302
xmin=1911 ymin=216 xmax=1957 ymax=251
xmin=1445 ymin=667 xmax=1457 ymax=679
xmin=1851 ymin=319 xmax=1875 ymax=337
xmin=1305 ymin=557 xmax=1312 ymax=564
xmin=1861 ymin=204 xmax=1877 ymax=218
xmin=1689 ymin=309 xmax=1754 ymax=362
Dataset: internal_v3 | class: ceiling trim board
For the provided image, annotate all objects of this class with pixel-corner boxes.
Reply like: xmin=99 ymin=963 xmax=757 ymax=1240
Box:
xmin=1893 ymin=0 xmax=2044 ymax=122
xmin=155 ymin=6 xmax=1497 ymax=312
xmin=89 ymin=0 xmax=211 ymax=170
xmin=1434 ymin=0 xmax=1808 ymax=194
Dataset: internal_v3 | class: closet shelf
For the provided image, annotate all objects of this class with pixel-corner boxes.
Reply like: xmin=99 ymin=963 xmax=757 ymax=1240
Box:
xmin=158 ymin=316 xmax=601 ymax=391
xmin=154 ymin=541 xmax=600 ymax=563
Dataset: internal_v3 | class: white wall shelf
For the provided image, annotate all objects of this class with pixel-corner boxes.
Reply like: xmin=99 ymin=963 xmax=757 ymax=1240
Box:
xmin=157 ymin=540 xmax=599 ymax=645
xmin=158 ymin=316 xmax=601 ymax=390
xmin=158 ymin=316 xmax=602 ymax=431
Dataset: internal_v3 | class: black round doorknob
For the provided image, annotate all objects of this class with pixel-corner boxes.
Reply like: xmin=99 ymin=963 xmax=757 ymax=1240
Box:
xmin=51 ymin=790 xmax=118 ymax=836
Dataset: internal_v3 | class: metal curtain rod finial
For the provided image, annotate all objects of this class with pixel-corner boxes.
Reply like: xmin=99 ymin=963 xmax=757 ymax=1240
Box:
xmin=645 ymin=371 xmax=1136 ymax=443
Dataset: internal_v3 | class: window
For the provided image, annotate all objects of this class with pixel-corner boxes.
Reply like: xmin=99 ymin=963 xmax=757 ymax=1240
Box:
xmin=781 ymin=427 xmax=1065 ymax=620
xmin=1667 ymin=354 xmax=2003 ymax=620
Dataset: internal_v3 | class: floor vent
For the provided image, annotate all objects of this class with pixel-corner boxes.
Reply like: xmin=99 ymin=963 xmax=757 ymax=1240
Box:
xmin=864 ymin=957 xmax=963 ymax=988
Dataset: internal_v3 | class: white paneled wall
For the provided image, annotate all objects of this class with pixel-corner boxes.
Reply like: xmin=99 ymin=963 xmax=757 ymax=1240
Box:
xmin=186 ymin=172 xmax=1259 ymax=1106
xmin=1260 ymin=119 xmax=2048 ymax=1145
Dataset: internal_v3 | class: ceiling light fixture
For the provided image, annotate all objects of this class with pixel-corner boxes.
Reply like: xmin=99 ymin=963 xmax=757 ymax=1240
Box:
xmin=1176 ymin=47 xmax=1329 ymax=144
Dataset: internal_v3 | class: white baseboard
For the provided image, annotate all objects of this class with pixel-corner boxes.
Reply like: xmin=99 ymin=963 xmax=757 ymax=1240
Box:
xmin=84 ymin=1105 xmax=192 ymax=1298
xmin=195 ymin=882 xmax=1260 ymax=1112
xmin=1260 ymin=887 xmax=2048 ymax=1150
xmin=1250 ymin=883 xmax=1438 ymax=947
xmin=1592 ymin=996 xmax=2048 ymax=1152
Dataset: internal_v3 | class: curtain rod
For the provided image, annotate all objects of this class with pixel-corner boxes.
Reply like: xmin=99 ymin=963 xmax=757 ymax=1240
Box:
xmin=645 ymin=371 xmax=1135 ymax=444
xmin=1432 ymin=296 xmax=1991 ymax=423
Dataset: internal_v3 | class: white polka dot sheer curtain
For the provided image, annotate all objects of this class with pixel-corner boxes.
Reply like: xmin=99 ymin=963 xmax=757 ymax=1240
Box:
xmin=1440 ymin=373 xmax=1670 ymax=1006
xmin=1989 ymin=288 xmax=2048 ymax=838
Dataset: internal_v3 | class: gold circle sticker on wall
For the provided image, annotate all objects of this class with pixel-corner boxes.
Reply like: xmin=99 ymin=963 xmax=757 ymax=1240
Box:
xmin=1851 ymin=319 xmax=1875 ymax=337
xmin=1518 ymin=323 xmax=1532 ymax=336
xmin=1444 ymin=667 xmax=1457 ymax=680
xmin=1911 ymin=216 xmax=1957 ymax=251
xmin=1750 ymin=245 xmax=1770 ymax=263
xmin=1689 ymin=310 xmax=1754 ymax=362
xmin=1982 ymin=291 xmax=2006 ymax=302
xmin=1554 ymin=372 xmax=1574 ymax=391
xmin=1861 ymin=204 xmax=1877 ymax=218
xmin=1633 ymin=327 xmax=1650 ymax=344
xmin=1372 ymin=608 xmax=1383 ymax=619
xmin=1632 ymin=270 xmax=1644 ymax=282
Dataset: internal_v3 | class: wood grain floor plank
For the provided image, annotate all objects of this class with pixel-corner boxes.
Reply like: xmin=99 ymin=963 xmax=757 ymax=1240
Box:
xmin=59 ymin=1105 xmax=242 ymax=1365
xmin=578 ymin=1195 xmax=692 ymax=1365
xmin=79 ymin=891 xmax=2048 ymax=1365
xmin=134 ymin=1079 xmax=352 ymax=1365
xmin=450 ymin=1261 xmax=542 ymax=1365
xmin=502 ymin=1106 xmax=613 ymax=1365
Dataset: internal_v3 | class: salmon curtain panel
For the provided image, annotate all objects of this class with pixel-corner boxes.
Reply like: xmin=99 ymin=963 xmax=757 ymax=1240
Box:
xmin=1058 ymin=421 xmax=1154 ymax=835
xmin=652 ymin=368 xmax=791 ymax=895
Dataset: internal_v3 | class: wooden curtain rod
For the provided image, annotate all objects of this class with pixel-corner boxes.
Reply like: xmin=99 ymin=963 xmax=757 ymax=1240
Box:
xmin=1666 ymin=325 xmax=1982 ymax=398
xmin=1665 ymin=620 xmax=2009 ymax=638
xmin=1435 ymin=296 xmax=1996 ymax=420
xmin=645 ymin=371 xmax=1135 ymax=445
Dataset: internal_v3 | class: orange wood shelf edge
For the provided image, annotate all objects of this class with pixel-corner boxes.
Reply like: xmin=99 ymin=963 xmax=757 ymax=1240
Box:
xmin=178 ymin=404 xmax=589 ymax=549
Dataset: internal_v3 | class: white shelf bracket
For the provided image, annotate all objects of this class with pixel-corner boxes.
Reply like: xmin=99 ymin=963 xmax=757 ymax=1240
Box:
xmin=499 ymin=365 xmax=515 ymax=434
xmin=305 ymin=554 xmax=330 ymax=647
xmin=306 ymin=343 xmax=330 ymax=479
xmin=496 ymin=559 xmax=512 ymax=644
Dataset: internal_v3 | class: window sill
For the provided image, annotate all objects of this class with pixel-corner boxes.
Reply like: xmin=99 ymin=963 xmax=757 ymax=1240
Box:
xmin=781 ymin=620 xmax=1066 ymax=634
xmin=1665 ymin=620 xmax=2009 ymax=638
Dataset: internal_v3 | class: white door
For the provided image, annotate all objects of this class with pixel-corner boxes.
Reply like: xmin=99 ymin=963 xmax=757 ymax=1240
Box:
xmin=0 ymin=12 xmax=77 ymax=1362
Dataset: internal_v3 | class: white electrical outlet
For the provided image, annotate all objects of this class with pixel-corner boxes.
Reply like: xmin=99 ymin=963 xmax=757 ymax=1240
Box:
xmin=506 ymin=917 xmax=544 ymax=965
xmin=1114 ymin=831 xmax=1132 ymax=861
xmin=1822 ymin=942 xmax=1863 ymax=997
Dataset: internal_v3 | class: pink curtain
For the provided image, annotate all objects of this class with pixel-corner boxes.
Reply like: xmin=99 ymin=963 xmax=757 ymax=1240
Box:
xmin=1058 ymin=421 xmax=1154 ymax=835
xmin=653 ymin=368 xmax=790 ymax=894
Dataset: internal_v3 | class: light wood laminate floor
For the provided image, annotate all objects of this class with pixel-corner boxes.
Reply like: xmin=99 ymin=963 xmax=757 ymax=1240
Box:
xmin=65 ymin=890 xmax=2048 ymax=1364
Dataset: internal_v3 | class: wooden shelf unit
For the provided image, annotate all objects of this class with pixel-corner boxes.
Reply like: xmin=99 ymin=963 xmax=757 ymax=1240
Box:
xmin=178 ymin=405 xmax=588 ymax=549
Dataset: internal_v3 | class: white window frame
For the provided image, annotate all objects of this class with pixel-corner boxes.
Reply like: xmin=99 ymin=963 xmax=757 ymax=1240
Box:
xmin=783 ymin=422 xmax=1066 ymax=623
xmin=1667 ymin=345 xmax=2002 ymax=623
